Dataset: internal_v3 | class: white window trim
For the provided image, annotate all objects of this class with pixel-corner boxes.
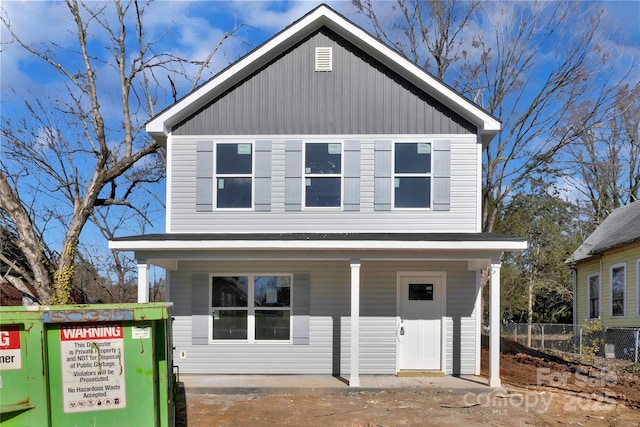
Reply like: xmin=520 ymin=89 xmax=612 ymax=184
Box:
xmin=586 ymin=273 xmax=601 ymax=320
xmin=209 ymin=273 xmax=293 ymax=344
xmin=303 ymin=141 xmax=343 ymax=209
xmin=213 ymin=141 xmax=255 ymax=211
xmin=392 ymin=141 xmax=433 ymax=210
xmin=610 ymin=263 xmax=626 ymax=318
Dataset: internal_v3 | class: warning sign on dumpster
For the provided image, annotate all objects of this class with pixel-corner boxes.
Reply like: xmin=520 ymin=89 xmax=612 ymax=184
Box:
xmin=0 ymin=325 xmax=22 ymax=370
xmin=60 ymin=323 xmax=126 ymax=413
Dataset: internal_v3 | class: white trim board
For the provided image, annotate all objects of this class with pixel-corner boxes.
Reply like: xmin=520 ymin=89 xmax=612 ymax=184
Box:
xmin=110 ymin=239 xmax=527 ymax=252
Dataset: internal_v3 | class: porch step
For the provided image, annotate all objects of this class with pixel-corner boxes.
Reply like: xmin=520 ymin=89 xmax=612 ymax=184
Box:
xmin=396 ymin=371 xmax=445 ymax=377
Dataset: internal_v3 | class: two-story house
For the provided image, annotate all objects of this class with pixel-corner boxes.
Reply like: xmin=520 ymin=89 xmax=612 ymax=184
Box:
xmin=109 ymin=5 xmax=526 ymax=387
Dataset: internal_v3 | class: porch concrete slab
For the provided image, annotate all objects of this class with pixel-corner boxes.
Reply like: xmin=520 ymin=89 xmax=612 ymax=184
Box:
xmin=180 ymin=374 xmax=492 ymax=395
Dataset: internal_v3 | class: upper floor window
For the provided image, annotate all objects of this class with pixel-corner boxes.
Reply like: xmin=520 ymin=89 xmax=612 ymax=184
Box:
xmin=211 ymin=275 xmax=292 ymax=341
xmin=587 ymin=273 xmax=600 ymax=319
xmin=610 ymin=263 xmax=626 ymax=317
xmin=305 ymin=142 xmax=341 ymax=207
xmin=394 ymin=142 xmax=431 ymax=208
xmin=216 ymin=143 xmax=252 ymax=209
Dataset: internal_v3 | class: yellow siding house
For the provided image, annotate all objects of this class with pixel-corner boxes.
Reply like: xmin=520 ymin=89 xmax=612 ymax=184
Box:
xmin=567 ymin=201 xmax=640 ymax=328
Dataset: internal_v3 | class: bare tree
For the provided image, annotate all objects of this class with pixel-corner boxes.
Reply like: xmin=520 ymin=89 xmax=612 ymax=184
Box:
xmin=563 ymin=82 xmax=640 ymax=224
xmin=353 ymin=0 xmax=621 ymax=232
xmin=0 ymin=0 xmax=243 ymax=304
xmin=353 ymin=0 xmax=478 ymax=80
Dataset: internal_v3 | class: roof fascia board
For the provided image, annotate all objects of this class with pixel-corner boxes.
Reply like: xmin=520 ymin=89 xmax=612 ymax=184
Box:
xmin=146 ymin=5 xmax=499 ymax=139
xmin=140 ymin=252 xmax=503 ymax=263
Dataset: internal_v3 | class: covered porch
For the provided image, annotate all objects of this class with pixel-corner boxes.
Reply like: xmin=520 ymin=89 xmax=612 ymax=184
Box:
xmin=109 ymin=233 xmax=526 ymax=388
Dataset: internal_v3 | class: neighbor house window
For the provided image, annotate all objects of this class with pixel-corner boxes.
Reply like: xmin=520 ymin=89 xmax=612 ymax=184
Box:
xmin=305 ymin=142 xmax=341 ymax=207
xmin=216 ymin=143 xmax=252 ymax=208
xmin=587 ymin=273 xmax=600 ymax=319
xmin=211 ymin=275 xmax=291 ymax=341
xmin=610 ymin=263 xmax=626 ymax=317
xmin=394 ymin=142 xmax=431 ymax=208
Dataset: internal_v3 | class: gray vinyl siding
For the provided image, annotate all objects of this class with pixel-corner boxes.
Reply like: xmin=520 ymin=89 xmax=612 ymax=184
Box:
xmin=169 ymin=136 xmax=479 ymax=233
xmin=170 ymin=260 xmax=349 ymax=374
xmin=172 ymin=29 xmax=475 ymax=137
xmin=170 ymin=260 xmax=477 ymax=375
xmin=444 ymin=267 xmax=480 ymax=375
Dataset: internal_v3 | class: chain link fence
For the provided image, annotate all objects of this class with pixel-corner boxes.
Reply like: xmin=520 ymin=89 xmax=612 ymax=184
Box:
xmin=501 ymin=323 xmax=640 ymax=363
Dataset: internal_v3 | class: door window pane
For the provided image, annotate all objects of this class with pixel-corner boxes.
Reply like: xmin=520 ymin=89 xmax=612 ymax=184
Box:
xmin=212 ymin=310 xmax=247 ymax=340
xmin=255 ymin=311 xmax=290 ymax=340
xmin=212 ymin=277 xmax=248 ymax=307
xmin=409 ymin=283 xmax=434 ymax=301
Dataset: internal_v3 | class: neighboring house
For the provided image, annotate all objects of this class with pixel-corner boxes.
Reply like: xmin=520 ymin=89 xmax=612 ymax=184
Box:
xmin=567 ymin=200 xmax=640 ymax=328
xmin=109 ymin=5 xmax=526 ymax=387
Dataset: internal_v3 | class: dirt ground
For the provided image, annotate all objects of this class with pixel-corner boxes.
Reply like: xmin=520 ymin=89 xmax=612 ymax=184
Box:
xmin=177 ymin=341 xmax=640 ymax=426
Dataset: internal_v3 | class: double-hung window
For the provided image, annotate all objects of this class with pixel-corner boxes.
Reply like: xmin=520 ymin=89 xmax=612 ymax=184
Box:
xmin=587 ymin=273 xmax=600 ymax=319
xmin=211 ymin=275 xmax=292 ymax=341
xmin=610 ymin=263 xmax=626 ymax=317
xmin=215 ymin=143 xmax=252 ymax=209
xmin=305 ymin=142 xmax=341 ymax=207
xmin=394 ymin=142 xmax=431 ymax=208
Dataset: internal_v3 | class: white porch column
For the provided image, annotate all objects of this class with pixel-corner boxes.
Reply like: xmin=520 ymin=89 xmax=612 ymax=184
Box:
xmin=349 ymin=259 xmax=361 ymax=387
xmin=137 ymin=261 xmax=150 ymax=303
xmin=489 ymin=261 xmax=501 ymax=387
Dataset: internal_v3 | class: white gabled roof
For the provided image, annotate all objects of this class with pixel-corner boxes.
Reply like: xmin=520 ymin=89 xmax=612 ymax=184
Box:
xmin=147 ymin=4 xmax=500 ymax=144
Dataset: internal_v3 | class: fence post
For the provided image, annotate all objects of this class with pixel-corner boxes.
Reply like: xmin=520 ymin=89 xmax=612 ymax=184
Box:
xmin=514 ymin=324 xmax=517 ymax=343
xmin=579 ymin=326 xmax=583 ymax=360
xmin=541 ymin=325 xmax=545 ymax=350
xmin=636 ymin=329 xmax=639 ymax=364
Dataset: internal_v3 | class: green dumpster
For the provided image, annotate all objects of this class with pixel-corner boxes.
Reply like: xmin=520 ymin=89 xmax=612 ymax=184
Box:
xmin=0 ymin=303 xmax=175 ymax=426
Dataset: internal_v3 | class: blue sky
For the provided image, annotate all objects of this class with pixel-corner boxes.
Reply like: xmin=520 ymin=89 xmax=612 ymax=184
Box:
xmin=1 ymin=0 xmax=639 ymax=272
xmin=2 ymin=1 xmax=638 ymax=117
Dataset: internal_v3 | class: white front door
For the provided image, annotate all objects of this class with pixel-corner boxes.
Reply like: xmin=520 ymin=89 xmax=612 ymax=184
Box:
xmin=398 ymin=274 xmax=443 ymax=371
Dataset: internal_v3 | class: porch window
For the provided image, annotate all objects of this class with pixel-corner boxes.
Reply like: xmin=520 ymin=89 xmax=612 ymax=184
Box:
xmin=610 ymin=264 xmax=626 ymax=317
xmin=216 ymin=143 xmax=252 ymax=208
xmin=587 ymin=274 xmax=600 ymax=319
xmin=211 ymin=275 xmax=292 ymax=341
xmin=305 ymin=142 xmax=341 ymax=207
xmin=393 ymin=142 xmax=431 ymax=208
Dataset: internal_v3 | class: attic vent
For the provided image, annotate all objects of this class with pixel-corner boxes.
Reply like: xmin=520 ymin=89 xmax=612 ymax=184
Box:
xmin=315 ymin=47 xmax=333 ymax=72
